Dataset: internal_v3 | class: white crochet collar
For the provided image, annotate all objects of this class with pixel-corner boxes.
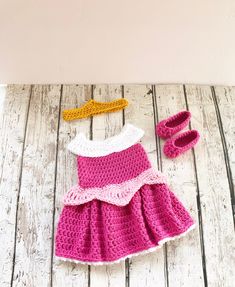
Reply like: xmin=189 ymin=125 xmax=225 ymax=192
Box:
xmin=67 ymin=123 xmax=144 ymax=157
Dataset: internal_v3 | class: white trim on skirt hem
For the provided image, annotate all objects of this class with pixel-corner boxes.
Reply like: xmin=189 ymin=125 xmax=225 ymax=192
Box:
xmin=56 ymin=223 xmax=196 ymax=266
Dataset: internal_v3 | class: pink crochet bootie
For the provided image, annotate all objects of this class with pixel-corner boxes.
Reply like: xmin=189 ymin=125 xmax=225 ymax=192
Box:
xmin=163 ymin=130 xmax=200 ymax=158
xmin=156 ymin=111 xmax=191 ymax=139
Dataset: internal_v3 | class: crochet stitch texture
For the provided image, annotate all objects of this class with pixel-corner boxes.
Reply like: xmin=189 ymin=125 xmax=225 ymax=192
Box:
xmin=64 ymin=167 xmax=167 ymax=206
xmin=77 ymin=143 xmax=151 ymax=188
xmin=56 ymin=184 xmax=194 ymax=264
xmin=67 ymin=123 xmax=144 ymax=157
xmin=63 ymin=98 xmax=128 ymax=121
xmin=156 ymin=110 xmax=191 ymax=139
xmin=163 ymin=129 xmax=200 ymax=158
xmin=55 ymin=123 xmax=195 ymax=264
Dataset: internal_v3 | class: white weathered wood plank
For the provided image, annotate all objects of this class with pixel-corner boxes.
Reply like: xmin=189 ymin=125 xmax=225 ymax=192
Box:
xmin=213 ymin=86 xmax=235 ymax=206
xmin=186 ymin=85 xmax=235 ymax=286
xmin=0 ymin=85 xmax=7 ymax=115
xmin=52 ymin=85 xmax=91 ymax=286
xmin=124 ymin=85 xmax=166 ymax=287
xmin=0 ymin=85 xmax=31 ymax=287
xmin=90 ymin=85 xmax=126 ymax=287
xmin=155 ymin=84 xmax=204 ymax=287
xmin=12 ymin=85 xmax=61 ymax=287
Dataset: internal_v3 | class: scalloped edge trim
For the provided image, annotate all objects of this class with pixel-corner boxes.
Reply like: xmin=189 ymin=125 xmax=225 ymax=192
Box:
xmin=63 ymin=168 xmax=167 ymax=206
xmin=67 ymin=123 xmax=144 ymax=157
xmin=56 ymin=223 xmax=196 ymax=266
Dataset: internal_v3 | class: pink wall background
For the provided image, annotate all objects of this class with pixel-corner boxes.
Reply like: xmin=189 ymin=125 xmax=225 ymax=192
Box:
xmin=0 ymin=0 xmax=235 ymax=84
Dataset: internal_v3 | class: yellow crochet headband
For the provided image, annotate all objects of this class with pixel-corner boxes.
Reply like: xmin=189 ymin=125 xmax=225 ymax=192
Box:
xmin=63 ymin=98 xmax=128 ymax=121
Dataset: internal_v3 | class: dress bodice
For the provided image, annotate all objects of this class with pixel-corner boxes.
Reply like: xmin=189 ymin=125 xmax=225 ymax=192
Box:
xmin=77 ymin=143 xmax=151 ymax=188
xmin=64 ymin=124 xmax=166 ymax=206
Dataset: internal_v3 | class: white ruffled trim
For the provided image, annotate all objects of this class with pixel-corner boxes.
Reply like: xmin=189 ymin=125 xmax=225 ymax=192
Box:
xmin=67 ymin=123 xmax=145 ymax=157
xmin=63 ymin=168 xmax=167 ymax=206
xmin=56 ymin=224 xmax=196 ymax=266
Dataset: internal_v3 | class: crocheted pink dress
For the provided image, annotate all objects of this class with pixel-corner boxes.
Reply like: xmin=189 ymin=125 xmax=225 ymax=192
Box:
xmin=55 ymin=124 xmax=195 ymax=265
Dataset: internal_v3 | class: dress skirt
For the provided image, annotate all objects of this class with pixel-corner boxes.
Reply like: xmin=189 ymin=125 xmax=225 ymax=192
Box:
xmin=56 ymin=183 xmax=194 ymax=264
